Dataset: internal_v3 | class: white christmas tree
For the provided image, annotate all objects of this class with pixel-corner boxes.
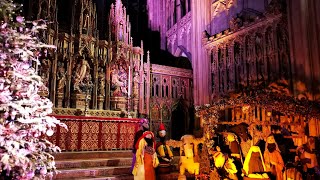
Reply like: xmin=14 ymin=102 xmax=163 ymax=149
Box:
xmin=0 ymin=0 xmax=67 ymax=179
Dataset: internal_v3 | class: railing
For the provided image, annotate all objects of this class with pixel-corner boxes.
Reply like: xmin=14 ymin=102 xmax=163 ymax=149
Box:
xmin=48 ymin=115 xmax=140 ymax=151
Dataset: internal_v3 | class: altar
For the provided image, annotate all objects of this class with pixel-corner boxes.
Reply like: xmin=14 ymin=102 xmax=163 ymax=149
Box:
xmin=48 ymin=115 xmax=140 ymax=151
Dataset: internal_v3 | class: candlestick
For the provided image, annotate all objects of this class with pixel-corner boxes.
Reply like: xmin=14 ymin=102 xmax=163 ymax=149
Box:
xmin=35 ymin=57 xmax=38 ymax=74
xmin=128 ymin=65 xmax=131 ymax=97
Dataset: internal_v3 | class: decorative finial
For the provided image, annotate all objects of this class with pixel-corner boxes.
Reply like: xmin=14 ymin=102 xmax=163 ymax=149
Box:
xmin=147 ymin=51 xmax=150 ymax=63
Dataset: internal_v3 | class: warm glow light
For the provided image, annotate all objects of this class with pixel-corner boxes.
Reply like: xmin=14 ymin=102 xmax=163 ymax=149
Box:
xmin=242 ymin=105 xmax=250 ymax=113
xmin=267 ymin=108 xmax=272 ymax=117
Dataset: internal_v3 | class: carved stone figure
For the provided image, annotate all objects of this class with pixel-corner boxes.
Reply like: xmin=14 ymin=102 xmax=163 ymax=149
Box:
xmin=119 ymin=22 xmax=124 ymax=41
xmin=57 ymin=62 xmax=66 ymax=92
xmin=111 ymin=63 xmax=128 ymax=96
xmin=78 ymin=57 xmax=90 ymax=83
xmin=98 ymin=68 xmax=105 ymax=96
xmin=40 ymin=49 xmax=51 ymax=87
xmin=83 ymin=14 xmax=89 ymax=30
xmin=73 ymin=54 xmax=91 ymax=93
xmin=133 ymin=71 xmax=140 ymax=96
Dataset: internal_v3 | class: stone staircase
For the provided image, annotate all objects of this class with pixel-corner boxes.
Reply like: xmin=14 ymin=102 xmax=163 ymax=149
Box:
xmin=52 ymin=151 xmax=195 ymax=180
xmin=53 ymin=151 xmax=133 ymax=180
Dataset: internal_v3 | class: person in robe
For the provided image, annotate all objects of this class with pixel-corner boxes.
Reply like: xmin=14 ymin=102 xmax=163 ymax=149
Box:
xmin=211 ymin=146 xmax=238 ymax=180
xmin=295 ymin=145 xmax=319 ymax=179
xmin=243 ymin=146 xmax=269 ymax=179
xmin=156 ymin=123 xmax=173 ymax=174
xmin=263 ymin=135 xmax=284 ymax=180
xmin=131 ymin=118 xmax=149 ymax=172
xmin=132 ymin=131 xmax=159 ymax=180
xmin=226 ymin=133 xmax=241 ymax=161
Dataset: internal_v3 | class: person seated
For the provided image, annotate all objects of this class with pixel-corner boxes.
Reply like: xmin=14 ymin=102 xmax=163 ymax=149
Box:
xmin=243 ymin=146 xmax=269 ymax=179
xmin=283 ymin=163 xmax=303 ymax=180
xmin=156 ymin=123 xmax=174 ymax=174
xmin=295 ymin=145 xmax=319 ymax=179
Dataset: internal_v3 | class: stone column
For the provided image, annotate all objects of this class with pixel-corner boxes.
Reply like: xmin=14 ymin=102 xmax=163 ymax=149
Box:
xmin=176 ymin=0 xmax=181 ymax=21
xmin=191 ymin=0 xmax=211 ymax=106
xmin=228 ymin=42 xmax=235 ymax=91
xmin=146 ymin=52 xmax=151 ymax=117
xmin=287 ymin=0 xmax=320 ymax=97
xmin=57 ymin=93 xmax=64 ymax=108
xmin=223 ymin=45 xmax=228 ymax=93
xmin=97 ymin=95 xmax=104 ymax=109
xmin=212 ymin=47 xmax=219 ymax=96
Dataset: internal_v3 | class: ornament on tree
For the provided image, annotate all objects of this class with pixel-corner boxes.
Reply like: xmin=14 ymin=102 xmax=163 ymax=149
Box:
xmin=0 ymin=0 xmax=67 ymax=179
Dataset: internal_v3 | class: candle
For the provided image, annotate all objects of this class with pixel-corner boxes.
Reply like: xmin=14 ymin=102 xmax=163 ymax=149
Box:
xmin=35 ymin=57 xmax=38 ymax=74
xmin=128 ymin=65 xmax=131 ymax=97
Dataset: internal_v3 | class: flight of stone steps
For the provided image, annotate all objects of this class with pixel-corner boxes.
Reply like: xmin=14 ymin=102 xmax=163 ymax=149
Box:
xmin=53 ymin=151 xmax=133 ymax=180
xmin=52 ymin=151 xmax=195 ymax=180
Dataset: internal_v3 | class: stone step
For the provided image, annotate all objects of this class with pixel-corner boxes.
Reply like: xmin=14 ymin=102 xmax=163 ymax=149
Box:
xmin=53 ymin=151 xmax=133 ymax=160
xmin=54 ymin=166 xmax=132 ymax=179
xmin=55 ymin=157 xmax=132 ymax=169
xmin=60 ymin=172 xmax=195 ymax=180
xmin=159 ymin=172 xmax=196 ymax=180
xmin=78 ymin=174 xmax=134 ymax=180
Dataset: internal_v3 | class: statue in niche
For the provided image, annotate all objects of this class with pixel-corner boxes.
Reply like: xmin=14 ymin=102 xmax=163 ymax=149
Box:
xmin=119 ymin=22 xmax=124 ymax=41
xmin=83 ymin=13 xmax=89 ymax=30
xmin=98 ymin=68 xmax=105 ymax=96
xmin=118 ymin=64 xmax=128 ymax=95
xmin=57 ymin=62 xmax=66 ymax=93
xmin=111 ymin=63 xmax=128 ymax=96
xmin=73 ymin=52 xmax=91 ymax=93
xmin=78 ymin=55 xmax=90 ymax=82
xmin=133 ymin=59 xmax=139 ymax=72
xmin=40 ymin=49 xmax=51 ymax=88
xmin=133 ymin=71 xmax=140 ymax=96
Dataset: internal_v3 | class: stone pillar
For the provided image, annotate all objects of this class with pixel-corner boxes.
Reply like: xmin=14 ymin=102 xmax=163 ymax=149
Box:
xmin=97 ymin=95 xmax=104 ymax=110
xmin=57 ymin=93 xmax=64 ymax=108
xmin=287 ymin=0 xmax=320 ymax=97
xmin=228 ymin=42 xmax=235 ymax=91
xmin=191 ymin=0 xmax=211 ymax=106
xmin=176 ymin=0 xmax=181 ymax=21
xmin=72 ymin=93 xmax=91 ymax=109
xmin=212 ymin=47 xmax=219 ymax=96
xmin=145 ymin=52 xmax=151 ymax=117
xmin=223 ymin=45 xmax=227 ymax=92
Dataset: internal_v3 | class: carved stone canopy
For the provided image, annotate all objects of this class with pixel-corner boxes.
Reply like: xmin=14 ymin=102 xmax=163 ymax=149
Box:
xmin=78 ymin=47 xmax=92 ymax=60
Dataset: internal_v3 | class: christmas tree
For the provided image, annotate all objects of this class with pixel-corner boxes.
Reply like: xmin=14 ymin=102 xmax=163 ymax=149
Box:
xmin=0 ymin=0 xmax=67 ymax=179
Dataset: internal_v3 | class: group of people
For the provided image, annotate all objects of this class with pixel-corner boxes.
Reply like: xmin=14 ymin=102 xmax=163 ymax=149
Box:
xmin=131 ymin=118 xmax=173 ymax=180
xmin=130 ymin=119 xmax=319 ymax=180
xmin=209 ymin=132 xmax=319 ymax=180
